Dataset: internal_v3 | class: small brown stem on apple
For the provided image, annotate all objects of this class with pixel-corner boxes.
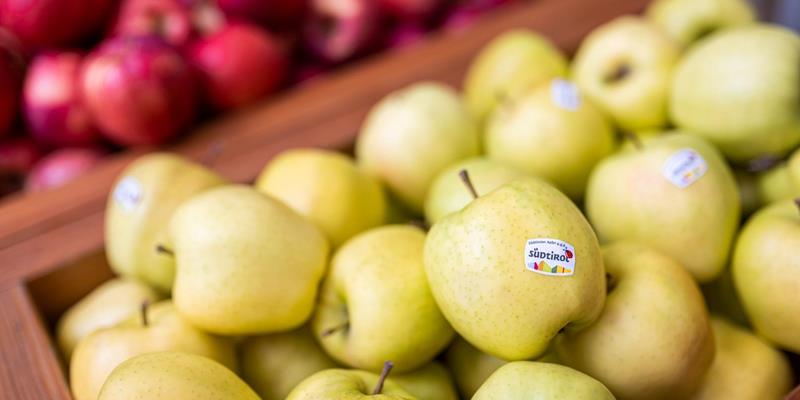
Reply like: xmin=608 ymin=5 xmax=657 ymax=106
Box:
xmin=604 ymin=63 xmax=631 ymax=84
xmin=155 ymin=244 xmax=174 ymax=257
xmin=459 ymin=169 xmax=479 ymax=199
xmin=794 ymin=198 xmax=800 ymax=214
xmin=372 ymin=361 xmax=395 ymax=395
xmin=141 ymin=300 xmax=150 ymax=327
xmin=321 ymin=322 xmax=349 ymax=337
xmin=622 ymin=131 xmax=643 ymax=150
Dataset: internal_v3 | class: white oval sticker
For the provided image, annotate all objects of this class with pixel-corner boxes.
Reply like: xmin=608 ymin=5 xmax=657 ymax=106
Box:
xmin=525 ymin=238 xmax=576 ymax=276
xmin=113 ymin=177 xmax=143 ymax=212
xmin=550 ymin=79 xmax=581 ymax=111
xmin=662 ymin=148 xmax=707 ymax=188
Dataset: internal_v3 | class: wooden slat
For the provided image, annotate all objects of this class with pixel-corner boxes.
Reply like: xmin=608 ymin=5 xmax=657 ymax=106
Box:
xmin=0 ymin=284 xmax=71 ymax=398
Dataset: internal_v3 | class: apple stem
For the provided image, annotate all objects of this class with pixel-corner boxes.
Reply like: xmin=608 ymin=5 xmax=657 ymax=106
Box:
xmin=155 ymin=244 xmax=174 ymax=257
xmin=622 ymin=132 xmax=643 ymax=150
xmin=141 ymin=300 xmax=150 ymax=327
xmin=459 ymin=169 xmax=479 ymax=199
xmin=794 ymin=198 xmax=800 ymax=214
xmin=321 ymin=322 xmax=349 ymax=337
xmin=372 ymin=361 xmax=395 ymax=395
xmin=604 ymin=64 xmax=631 ymax=84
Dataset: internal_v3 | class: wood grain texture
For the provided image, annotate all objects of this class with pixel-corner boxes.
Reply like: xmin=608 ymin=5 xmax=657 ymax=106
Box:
xmin=0 ymin=0 xmax=652 ymax=398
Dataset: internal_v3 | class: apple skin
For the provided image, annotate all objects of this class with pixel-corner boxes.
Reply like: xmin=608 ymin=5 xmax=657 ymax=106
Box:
xmin=690 ymin=316 xmax=793 ymax=400
xmin=80 ymin=36 xmax=198 ymax=146
xmin=0 ymin=0 xmax=115 ymax=52
xmin=463 ymin=30 xmax=568 ymax=124
xmin=670 ymin=24 xmax=800 ymax=163
xmin=732 ymin=199 xmax=800 ymax=353
xmin=287 ymin=368 xmax=416 ymax=399
xmin=189 ymin=23 xmax=288 ymax=110
xmin=473 ymin=362 xmax=615 ymax=399
xmin=378 ymin=0 xmax=444 ymax=21
xmin=646 ymin=0 xmax=756 ymax=46
xmin=25 ymin=147 xmax=104 ymax=192
xmin=0 ymin=36 xmax=24 ymax=139
xmin=0 ymin=137 xmax=42 ymax=176
xmin=485 ymin=78 xmax=616 ymax=200
xmin=556 ymin=242 xmax=715 ymax=400
xmin=303 ymin=0 xmax=381 ymax=63
xmin=23 ymin=52 xmax=100 ymax=148
xmin=111 ymin=0 xmax=198 ymax=47
xmin=571 ymin=16 xmax=680 ymax=132
xmin=444 ymin=336 xmax=506 ymax=399
xmin=217 ymin=0 xmax=307 ymax=31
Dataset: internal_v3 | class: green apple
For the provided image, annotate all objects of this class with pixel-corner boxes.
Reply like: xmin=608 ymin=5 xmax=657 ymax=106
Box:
xmin=424 ymin=157 xmax=526 ymax=224
xmin=392 ymin=362 xmax=458 ymax=400
xmin=105 ymin=153 xmax=225 ymax=293
xmin=56 ymin=278 xmax=162 ymax=360
xmin=425 ymin=176 xmax=606 ymax=360
xmin=70 ymin=301 xmax=237 ymax=400
xmin=485 ymin=78 xmax=616 ymax=200
xmin=356 ymin=82 xmax=480 ymax=213
xmin=463 ymin=30 xmax=568 ymax=124
xmin=98 ymin=352 xmax=259 ymax=400
xmin=169 ymin=185 xmax=329 ymax=335
xmin=313 ymin=225 xmax=453 ymax=373
xmin=287 ymin=363 xmax=417 ymax=400
xmin=732 ymin=198 xmax=800 ymax=352
xmin=444 ymin=336 xmax=505 ymax=399
xmin=255 ymin=148 xmax=386 ymax=247
xmin=670 ymin=24 xmax=800 ymax=163
xmin=556 ymin=242 xmax=714 ymax=400
xmin=240 ymin=326 xmax=339 ymax=400
xmin=646 ymin=0 xmax=755 ymax=46
xmin=756 ymin=162 xmax=799 ymax=204
xmin=585 ymin=133 xmax=740 ymax=282
xmin=690 ymin=316 xmax=793 ymax=400
xmin=472 ymin=361 xmax=615 ymax=399
xmin=789 ymin=147 xmax=800 ymax=188
xmin=572 ymin=16 xmax=680 ymax=131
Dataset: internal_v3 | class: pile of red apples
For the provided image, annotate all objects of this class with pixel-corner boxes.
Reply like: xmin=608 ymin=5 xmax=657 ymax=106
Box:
xmin=0 ymin=0 xmax=515 ymax=197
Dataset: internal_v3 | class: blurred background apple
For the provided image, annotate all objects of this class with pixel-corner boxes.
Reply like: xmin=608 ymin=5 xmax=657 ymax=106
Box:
xmin=25 ymin=147 xmax=103 ymax=192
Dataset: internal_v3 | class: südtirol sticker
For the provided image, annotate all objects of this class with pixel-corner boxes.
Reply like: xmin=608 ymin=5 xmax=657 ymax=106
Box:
xmin=113 ymin=177 xmax=143 ymax=212
xmin=525 ymin=238 xmax=576 ymax=276
xmin=662 ymin=148 xmax=707 ymax=188
xmin=550 ymin=79 xmax=581 ymax=111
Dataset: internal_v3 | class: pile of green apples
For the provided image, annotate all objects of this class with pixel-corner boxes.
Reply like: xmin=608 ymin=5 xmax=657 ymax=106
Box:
xmin=56 ymin=0 xmax=800 ymax=398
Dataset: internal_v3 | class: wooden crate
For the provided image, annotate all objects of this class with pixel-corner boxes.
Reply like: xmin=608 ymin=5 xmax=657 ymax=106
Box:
xmin=0 ymin=0 xmax=654 ymax=398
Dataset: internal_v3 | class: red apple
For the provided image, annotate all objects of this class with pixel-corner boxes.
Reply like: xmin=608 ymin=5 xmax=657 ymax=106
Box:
xmin=303 ymin=0 xmax=380 ymax=63
xmin=80 ymin=36 xmax=198 ymax=146
xmin=189 ymin=23 xmax=288 ymax=110
xmin=379 ymin=0 xmax=444 ymax=21
xmin=0 ymin=37 xmax=23 ymax=139
xmin=387 ymin=23 xmax=427 ymax=48
xmin=217 ymin=0 xmax=307 ymax=31
xmin=23 ymin=52 xmax=100 ymax=148
xmin=25 ymin=147 xmax=104 ymax=192
xmin=0 ymin=137 xmax=42 ymax=175
xmin=111 ymin=0 xmax=226 ymax=48
xmin=0 ymin=0 xmax=115 ymax=52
